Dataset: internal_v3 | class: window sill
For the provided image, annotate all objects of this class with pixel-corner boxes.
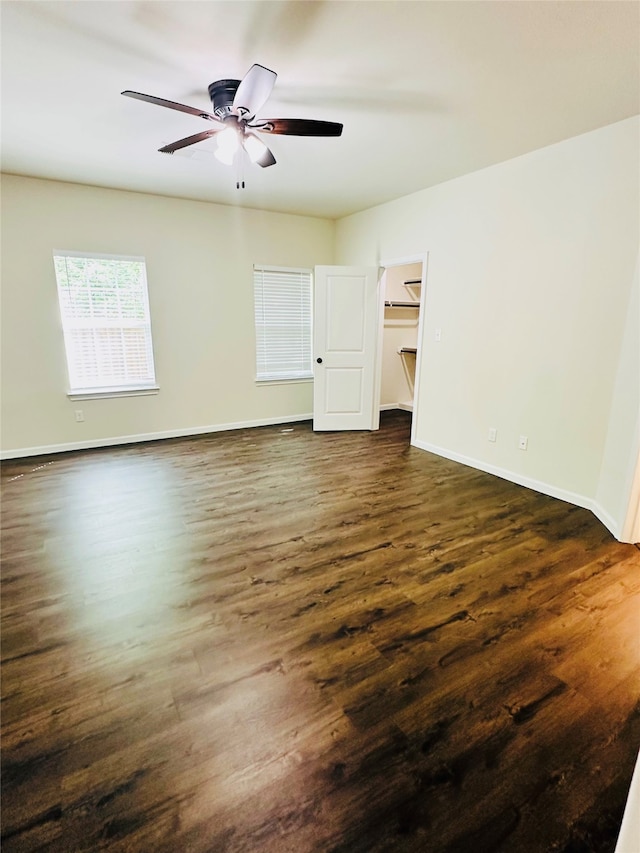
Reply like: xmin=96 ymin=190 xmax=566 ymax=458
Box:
xmin=255 ymin=377 xmax=313 ymax=386
xmin=68 ymin=386 xmax=160 ymax=401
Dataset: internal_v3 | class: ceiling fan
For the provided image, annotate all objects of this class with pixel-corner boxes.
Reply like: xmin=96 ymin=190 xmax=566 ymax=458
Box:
xmin=122 ymin=63 xmax=343 ymax=187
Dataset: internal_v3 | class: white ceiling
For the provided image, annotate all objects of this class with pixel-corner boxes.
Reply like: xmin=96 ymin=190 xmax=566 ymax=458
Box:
xmin=1 ymin=0 xmax=638 ymax=219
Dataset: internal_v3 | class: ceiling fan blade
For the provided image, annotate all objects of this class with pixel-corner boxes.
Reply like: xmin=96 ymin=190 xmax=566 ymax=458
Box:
xmin=243 ymin=133 xmax=276 ymax=168
xmin=232 ymin=64 xmax=277 ymax=118
xmin=122 ymin=90 xmax=223 ymax=125
xmin=249 ymin=118 xmax=343 ymax=137
xmin=158 ymin=129 xmax=223 ymax=154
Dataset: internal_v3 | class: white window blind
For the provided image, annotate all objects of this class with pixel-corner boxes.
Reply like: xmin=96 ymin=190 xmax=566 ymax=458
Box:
xmin=254 ymin=266 xmax=313 ymax=381
xmin=53 ymin=252 xmax=157 ymax=395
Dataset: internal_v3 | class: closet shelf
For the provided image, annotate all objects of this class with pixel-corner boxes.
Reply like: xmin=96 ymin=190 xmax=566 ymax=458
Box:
xmin=385 ymin=300 xmax=420 ymax=308
xmin=398 ymin=346 xmax=417 ymax=354
xmin=403 ymin=279 xmax=422 ymax=286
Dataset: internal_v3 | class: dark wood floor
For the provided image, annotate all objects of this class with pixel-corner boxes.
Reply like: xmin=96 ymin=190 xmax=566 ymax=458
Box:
xmin=2 ymin=410 xmax=639 ymax=853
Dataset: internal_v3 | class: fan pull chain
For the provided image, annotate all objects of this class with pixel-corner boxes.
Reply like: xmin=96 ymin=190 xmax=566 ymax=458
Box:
xmin=235 ymin=149 xmax=246 ymax=190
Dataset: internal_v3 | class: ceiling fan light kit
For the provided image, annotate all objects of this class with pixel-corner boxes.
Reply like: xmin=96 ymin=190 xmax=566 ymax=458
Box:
xmin=213 ymin=125 xmax=240 ymax=165
xmin=122 ymin=64 xmax=343 ymax=189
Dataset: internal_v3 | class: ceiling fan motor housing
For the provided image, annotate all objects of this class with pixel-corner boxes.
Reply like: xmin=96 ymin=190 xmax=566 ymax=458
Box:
xmin=208 ymin=79 xmax=241 ymax=119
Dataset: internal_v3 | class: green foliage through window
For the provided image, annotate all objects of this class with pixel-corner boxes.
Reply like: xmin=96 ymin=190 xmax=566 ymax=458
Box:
xmin=53 ymin=252 xmax=157 ymax=393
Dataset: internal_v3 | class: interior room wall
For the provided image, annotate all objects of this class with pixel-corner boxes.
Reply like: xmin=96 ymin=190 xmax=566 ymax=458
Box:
xmin=596 ymin=251 xmax=640 ymax=536
xmin=0 ymin=175 xmax=334 ymax=456
xmin=335 ymin=117 xmax=639 ymax=540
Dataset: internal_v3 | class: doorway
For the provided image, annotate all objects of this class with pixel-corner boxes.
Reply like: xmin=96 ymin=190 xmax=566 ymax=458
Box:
xmin=378 ymin=255 xmax=427 ymax=443
xmin=312 ymin=257 xmax=427 ymax=437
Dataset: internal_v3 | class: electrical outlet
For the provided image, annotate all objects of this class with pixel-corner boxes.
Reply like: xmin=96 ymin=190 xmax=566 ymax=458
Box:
xmin=519 ymin=435 xmax=528 ymax=450
xmin=74 ymin=409 xmax=84 ymax=423
xmin=488 ymin=428 xmax=497 ymax=443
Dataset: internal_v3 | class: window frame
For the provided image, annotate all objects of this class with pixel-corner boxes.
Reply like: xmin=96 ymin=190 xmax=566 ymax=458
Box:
xmin=53 ymin=250 xmax=159 ymax=400
xmin=253 ymin=264 xmax=314 ymax=384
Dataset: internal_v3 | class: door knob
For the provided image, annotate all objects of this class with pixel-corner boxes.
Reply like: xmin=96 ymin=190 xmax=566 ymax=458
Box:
xmin=316 ymin=357 xmax=323 ymax=364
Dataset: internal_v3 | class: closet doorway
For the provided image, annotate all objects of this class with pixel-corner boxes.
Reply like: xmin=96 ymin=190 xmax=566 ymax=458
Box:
xmin=377 ymin=255 xmax=427 ymax=443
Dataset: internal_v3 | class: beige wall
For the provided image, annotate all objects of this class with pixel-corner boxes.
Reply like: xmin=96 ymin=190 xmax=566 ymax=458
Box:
xmin=0 ymin=175 xmax=334 ymax=454
xmin=335 ymin=117 xmax=640 ymax=539
xmin=597 ymin=251 xmax=640 ymax=536
xmin=3 ymin=118 xmax=638 ymax=539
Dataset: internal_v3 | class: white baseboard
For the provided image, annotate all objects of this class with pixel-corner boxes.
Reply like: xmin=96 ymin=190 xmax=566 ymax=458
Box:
xmin=2 ymin=407 xmax=407 ymax=459
xmin=2 ymin=415 xmax=626 ymax=542
xmin=413 ymin=439 xmax=625 ymax=542
xmin=0 ymin=413 xmax=314 ymax=460
xmin=589 ymin=502 xmax=623 ymax=541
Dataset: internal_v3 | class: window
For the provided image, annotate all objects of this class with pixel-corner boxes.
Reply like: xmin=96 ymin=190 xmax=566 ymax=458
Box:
xmin=53 ymin=252 xmax=157 ymax=398
xmin=253 ymin=265 xmax=313 ymax=382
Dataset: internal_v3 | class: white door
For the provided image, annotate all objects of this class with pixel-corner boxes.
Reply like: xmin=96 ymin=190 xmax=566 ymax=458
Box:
xmin=313 ymin=265 xmax=381 ymax=431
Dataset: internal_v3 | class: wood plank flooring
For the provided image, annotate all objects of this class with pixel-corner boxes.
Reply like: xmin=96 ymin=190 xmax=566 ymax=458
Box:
xmin=1 ymin=411 xmax=639 ymax=852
